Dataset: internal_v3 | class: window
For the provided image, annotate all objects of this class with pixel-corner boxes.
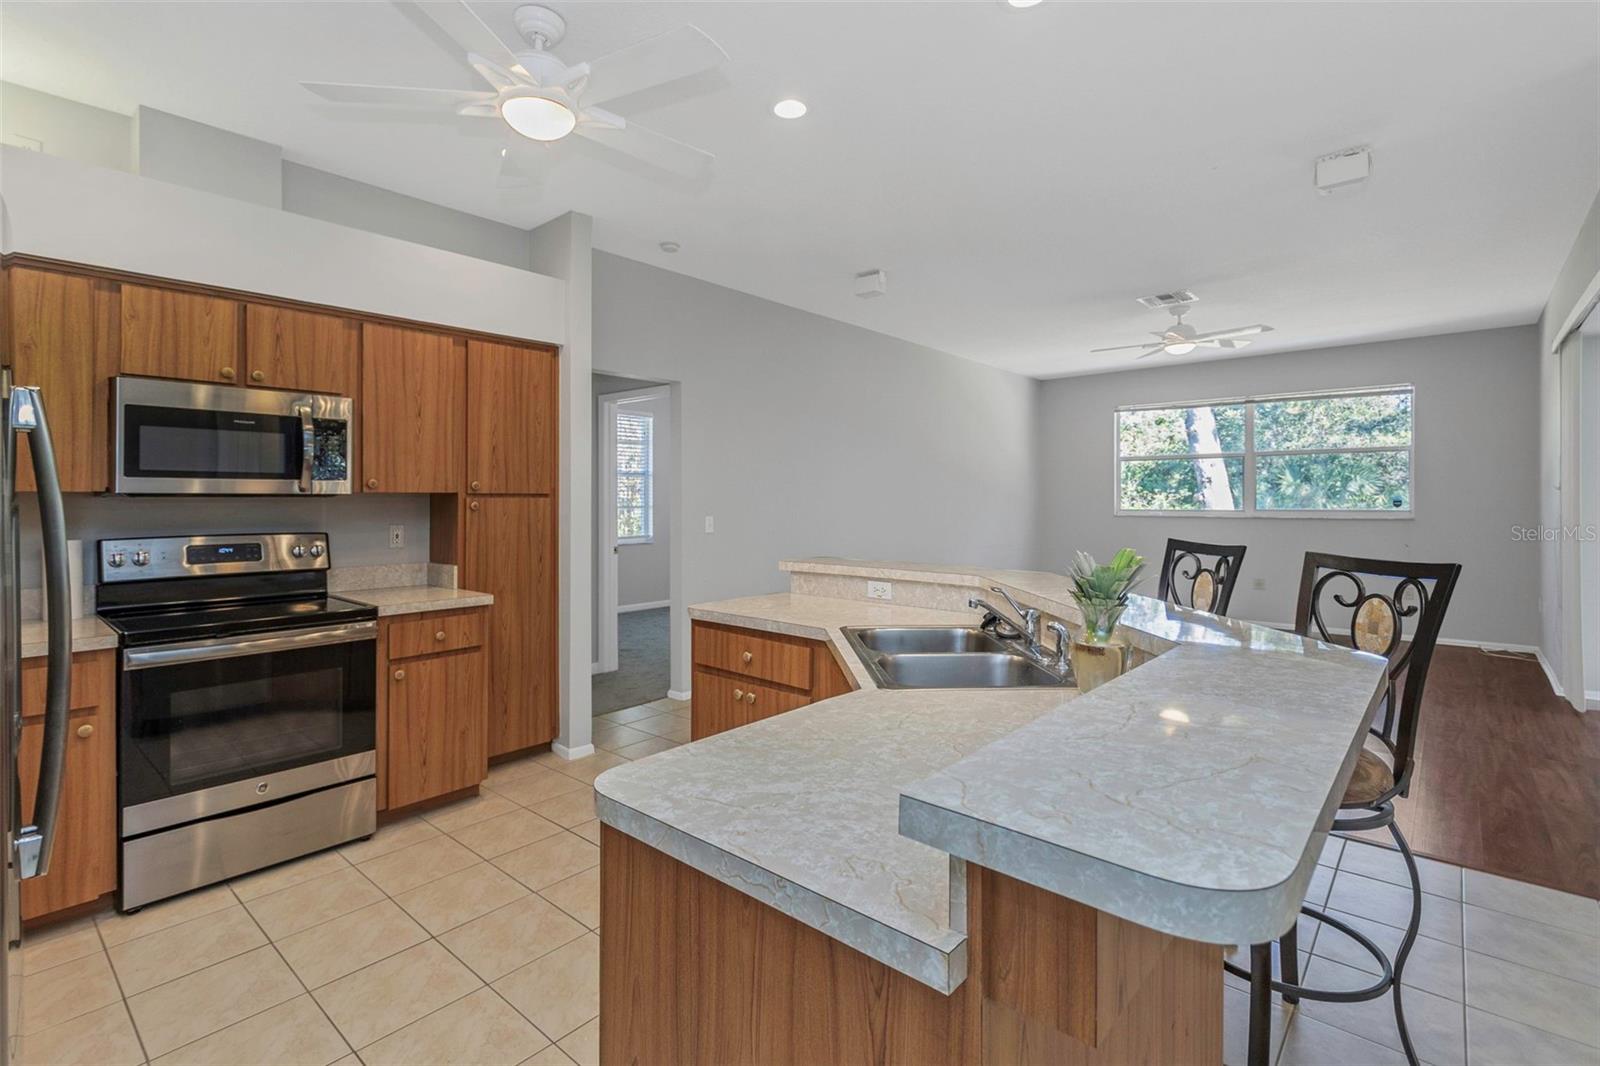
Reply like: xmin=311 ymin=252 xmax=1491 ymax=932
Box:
xmin=1115 ymin=386 xmax=1413 ymax=516
xmin=616 ymin=405 xmax=654 ymax=543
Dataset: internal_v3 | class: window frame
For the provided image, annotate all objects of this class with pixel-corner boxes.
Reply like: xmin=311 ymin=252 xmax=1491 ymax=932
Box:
xmin=615 ymin=404 xmax=655 ymax=545
xmin=1112 ymin=384 xmax=1416 ymax=519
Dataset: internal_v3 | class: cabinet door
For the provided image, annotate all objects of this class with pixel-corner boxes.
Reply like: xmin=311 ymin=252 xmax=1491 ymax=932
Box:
xmin=18 ymin=652 xmax=116 ymax=919
xmin=386 ymin=650 xmax=486 ymax=809
xmin=466 ymin=340 xmax=557 ymax=494
xmin=4 ymin=268 xmax=119 ymax=493
xmin=463 ymin=495 xmax=557 ymax=755
xmin=120 ymin=283 xmax=242 ymax=384
xmin=360 ymin=323 xmax=464 ymax=493
xmin=244 ymin=304 xmax=359 ymax=395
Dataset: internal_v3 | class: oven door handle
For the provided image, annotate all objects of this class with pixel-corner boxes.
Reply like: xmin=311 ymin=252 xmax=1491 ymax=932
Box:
xmin=123 ymin=621 xmax=377 ymax=671
xmin=296 ymin=403 xmax=314 ymax=495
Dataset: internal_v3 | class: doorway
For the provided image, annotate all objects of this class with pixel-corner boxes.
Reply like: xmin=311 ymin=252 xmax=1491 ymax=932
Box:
xmin=593 ymin=374 xmax=673 ymax=715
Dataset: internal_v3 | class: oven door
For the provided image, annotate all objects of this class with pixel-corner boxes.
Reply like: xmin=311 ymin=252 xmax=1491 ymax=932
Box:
xmin=113 ymin=376 xmax=352 ymax=495
xmin=118 ymin=622 xmax=376 ymax=836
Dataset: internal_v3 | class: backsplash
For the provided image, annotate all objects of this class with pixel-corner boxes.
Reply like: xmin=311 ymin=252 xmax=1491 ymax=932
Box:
xmin=15 ymin=493 xmax=433 ymax=588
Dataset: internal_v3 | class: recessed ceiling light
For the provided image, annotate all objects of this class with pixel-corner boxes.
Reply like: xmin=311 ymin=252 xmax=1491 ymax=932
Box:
xmin=1007 ymin=0 xmax=1044 ymax=7
xmin=500 ymin=95 xmax=576 ymax=142
xmin=773 ymin=99 xmax=807 ymax=119
xmin=659 ymin=241 xmax=681 ymax=254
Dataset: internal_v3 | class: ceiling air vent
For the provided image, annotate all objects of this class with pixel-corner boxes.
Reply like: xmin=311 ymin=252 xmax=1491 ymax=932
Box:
xmin=1136 ymin=290 xmax=1198 ymax=311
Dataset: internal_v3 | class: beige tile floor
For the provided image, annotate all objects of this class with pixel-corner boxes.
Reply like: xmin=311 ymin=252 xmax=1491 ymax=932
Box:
xmin=15 ymin=698 xmax=687 ymax=1066
xmin=16 ymin=694 xmax=1600 ymax=1066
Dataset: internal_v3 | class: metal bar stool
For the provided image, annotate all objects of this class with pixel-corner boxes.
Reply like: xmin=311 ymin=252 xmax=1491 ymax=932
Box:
xmin=1156 ymin=537 xmax=1248 ymax=616
xmin=1225 ymin=552 xmax=1462 ymax=1066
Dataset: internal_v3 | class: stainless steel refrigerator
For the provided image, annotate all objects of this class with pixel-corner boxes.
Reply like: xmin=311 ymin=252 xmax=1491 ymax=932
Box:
xmin=1 ymin=368 xmax=71 ymax=1065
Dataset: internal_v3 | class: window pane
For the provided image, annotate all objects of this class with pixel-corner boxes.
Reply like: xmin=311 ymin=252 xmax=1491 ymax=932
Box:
xmin=618 ymin=507 xmax=646 ymax=539
xmin=1118 ymin=405 xmax=1245 ymax=457
xmin=1255 ymin=450 xmax=1410 ymax=511
xmin=615 ymin=407 xmax=653 ymax=539
xmin=1119 ymin=457 xmax=1244 ymax=511
xmin=1255 ymin=392 xmax=1411 ymax=452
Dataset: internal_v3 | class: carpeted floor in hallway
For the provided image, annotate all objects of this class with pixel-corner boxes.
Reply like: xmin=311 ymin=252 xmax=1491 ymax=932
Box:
xmin=592 ymin=607 xmax=671 ymax=715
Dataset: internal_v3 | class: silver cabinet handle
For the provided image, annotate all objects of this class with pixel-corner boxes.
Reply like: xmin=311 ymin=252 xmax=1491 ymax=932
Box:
xmin=296 ymin=403 xmax=313 ymax=495
xmin=11 ymin=384 xmax=69 ymax=879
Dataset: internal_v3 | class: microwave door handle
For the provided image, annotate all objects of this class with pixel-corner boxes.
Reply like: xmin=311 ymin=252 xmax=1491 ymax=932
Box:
xmin=297 ymin=404 xmax=313 ymax=494
xmin=11 ymin=386 xmax=70 ymax=879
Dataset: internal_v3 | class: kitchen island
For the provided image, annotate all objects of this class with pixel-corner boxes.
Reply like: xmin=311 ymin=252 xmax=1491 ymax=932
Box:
xmin=593 ymin=559 xmax=1387 ymax=1065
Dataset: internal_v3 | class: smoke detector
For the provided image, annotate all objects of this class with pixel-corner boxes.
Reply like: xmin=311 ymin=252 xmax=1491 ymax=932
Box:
xmin=1136 ymin=290 xmax=1198 ymax=311
xmin=854 ymin=269 xmax=888 ymax=299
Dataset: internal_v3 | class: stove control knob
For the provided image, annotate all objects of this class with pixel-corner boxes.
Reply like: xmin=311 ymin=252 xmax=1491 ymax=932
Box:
xmin=309 ymin=542 xmax=326 ymax=558
xmin=291 ymin=544 xmax=307 ymax=559
xmin=107 ymin=551 xmax=126 ymax=568
xmin=132 ymin=549 xmax=150 ymax=567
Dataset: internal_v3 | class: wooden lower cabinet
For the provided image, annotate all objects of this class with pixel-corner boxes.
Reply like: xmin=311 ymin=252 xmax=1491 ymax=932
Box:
xmin=380 ymin=608 xmax=489 ymax=811
xmin=18 ymin=651 xmax=116 ymax=920
xmin=690 ymin=621 xmax=854 ymax=740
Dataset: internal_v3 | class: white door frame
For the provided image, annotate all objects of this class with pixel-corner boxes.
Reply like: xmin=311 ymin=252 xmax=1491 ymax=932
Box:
xmin=597 ymin=385 xmax=670 ymax=675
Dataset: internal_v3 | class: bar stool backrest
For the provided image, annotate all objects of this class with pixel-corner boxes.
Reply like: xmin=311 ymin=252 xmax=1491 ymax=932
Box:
xmin=1157 ymin=538 xmax=1249 ymax=616
xmin=1293 ymin=552 xmax=1462 ymax=797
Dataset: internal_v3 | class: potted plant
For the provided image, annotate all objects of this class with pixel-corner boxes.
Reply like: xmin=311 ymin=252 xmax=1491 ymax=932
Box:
xmin=1067 ymin=548 xmax=1144 ymax=690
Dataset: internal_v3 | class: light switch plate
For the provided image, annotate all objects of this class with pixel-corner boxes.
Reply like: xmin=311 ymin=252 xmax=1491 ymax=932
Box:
xmin=867 ymin=580 xmax=892 ymax=601
xmin=704 ymin=516 xmax=715 ymax=534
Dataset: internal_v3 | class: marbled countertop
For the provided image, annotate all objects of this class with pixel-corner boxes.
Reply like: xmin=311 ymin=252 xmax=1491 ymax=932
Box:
xmin=21 ymin=616 xmax=119 ymax=660
xmin=595 ymin=560 xmax=1386 ymax=993
xmin=334 ymin=586 xmax=494 ymax=617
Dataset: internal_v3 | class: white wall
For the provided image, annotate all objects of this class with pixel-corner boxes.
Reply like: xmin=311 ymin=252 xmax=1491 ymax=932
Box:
xmin=1582 ymin=332 xmax=1600 ymax=703
xmin=592 ymin=251 xmax=1041 ymax=692
xmin=0 ymin=83 xmax=131 ymax=170
xmin=1036 ymin=327 xmax=1540 ymax=646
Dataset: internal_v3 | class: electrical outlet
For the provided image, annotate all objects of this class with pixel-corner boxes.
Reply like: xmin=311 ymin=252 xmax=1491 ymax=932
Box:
xmin=867 ymin=580 xmax=893 ymax=601
xmin=389 ymin=525 xmax=405 ymax=549
xmin=704 ymin=516 xmax=715 ymax=534
xmin=1251 ymin=577 xmax=1266 ymax=591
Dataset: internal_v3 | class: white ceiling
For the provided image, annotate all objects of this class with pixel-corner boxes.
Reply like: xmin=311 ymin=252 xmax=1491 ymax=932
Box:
xmin=3 ymin=1 xmax=1597 ymax=378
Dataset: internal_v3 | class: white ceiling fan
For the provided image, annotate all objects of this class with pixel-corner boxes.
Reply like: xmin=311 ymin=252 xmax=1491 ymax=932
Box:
xmin=1092 ymin=308 xmax=1274 ymax=359
xmin=302 ymin=2 xmax=726 ymax=179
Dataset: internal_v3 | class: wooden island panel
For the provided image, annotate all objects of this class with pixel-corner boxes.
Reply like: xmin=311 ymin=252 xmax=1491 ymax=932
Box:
xmin=599 ymin=826 xmax=1222 ymax=1066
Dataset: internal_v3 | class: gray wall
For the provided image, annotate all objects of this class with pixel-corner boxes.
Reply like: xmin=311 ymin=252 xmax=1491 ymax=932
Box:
xmin=134 ymin=107 xmax=281 ymax=208
xmin=1583 ymin=333 xmax=1599 ymax=699
xmin=1036 ymin=326 xmax=1540 ymax=645
xmin=1 ymin=83 xmax=131 ymax=170
xmin=593 ymin=251 xmax=1041 ymax=688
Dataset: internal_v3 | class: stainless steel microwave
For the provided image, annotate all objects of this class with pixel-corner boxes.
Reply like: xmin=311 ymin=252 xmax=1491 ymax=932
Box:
xmin=113 ymin=377 xmax=353 ymax=495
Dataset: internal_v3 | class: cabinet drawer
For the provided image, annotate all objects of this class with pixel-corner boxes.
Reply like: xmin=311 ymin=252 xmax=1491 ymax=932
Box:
xmin=388 ymin=610 xmax=485 ymax=660
xmin=693 ymin=623 xmax=813 ymax=690
xmin=690 ymin=669 xmax=809 ymax=740
xmin=21 ymin=651 xmax=112 ymax=719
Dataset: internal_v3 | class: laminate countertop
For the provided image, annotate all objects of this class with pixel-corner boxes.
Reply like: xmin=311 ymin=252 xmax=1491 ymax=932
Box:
xmin=334 ymin=586 xmax=494 ymax=617
xmin=20 ymin=616 xmax=119 ymax=660
xmin=594 ymin=560 xmax=1387 ymax=994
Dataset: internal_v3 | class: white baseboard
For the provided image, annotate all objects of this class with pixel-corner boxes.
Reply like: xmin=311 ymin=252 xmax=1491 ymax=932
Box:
xmin=619 ymin=600 xmax=670 ymax=613
xmin=666 ymin=688 xmax=691 ymax=702
xmin=1532 ymin=648 xmax=1564 ymax=700
xmin=1587 ymin=690 xmax=1600 ymax=712
xmin=552 ymin=741 xmax=595 ymax=760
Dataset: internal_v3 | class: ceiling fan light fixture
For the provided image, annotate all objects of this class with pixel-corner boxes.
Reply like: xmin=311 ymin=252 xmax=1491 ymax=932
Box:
xmin=773 ymin=98 xmax=807 ymax=119
xmin=1164 ymin=342 xmax=1197 ymax=355
xmin=1006 ymin=0 xmax=1044 ymax=8
xmin=501 ymin=94 xmax=577 ymax=142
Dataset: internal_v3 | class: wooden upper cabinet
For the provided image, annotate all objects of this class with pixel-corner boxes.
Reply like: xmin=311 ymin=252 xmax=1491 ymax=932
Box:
xmin=4 ymin=267 xmax=119 ymax=493
xmin=119 ymin=283 xmax=242 ymax=385
xmin=360 ymin=323 xmax=465 ymax=493
xmin=244 ymin=304 xmax=359 ymax=395
xmin=463 ymin=494 xmax=557 ymax=755
xmin=466 ymin=340 xmax=558 ymax=494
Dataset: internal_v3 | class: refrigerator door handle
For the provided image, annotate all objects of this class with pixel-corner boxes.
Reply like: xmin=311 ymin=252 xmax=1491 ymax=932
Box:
xmin=11 ymin=387 xmax=70 ymax=880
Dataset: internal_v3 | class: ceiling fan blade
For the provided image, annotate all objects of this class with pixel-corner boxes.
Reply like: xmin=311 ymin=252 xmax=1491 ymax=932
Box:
xmin=1090 ymin=342 xmax=1163 ymax=354
xmin=398 ymin=0 xmax=525 ymax=73
xmin=1187 ymin=324 xmax=1274 ymax=343
xmin=575 ymin=115 xmax=712 ymax=177
xmin=302 ymin=81 xmax=498 ymax=110
xmin=581 ymin=25 xmax=728 ymax=105
xmin=468 ymin=52 xmax=523 ymax=92
xmin=1206 ymin=337 xmax=1256 ymax=350
xmin=1135 ymin=347 xmax=1167 ymax=359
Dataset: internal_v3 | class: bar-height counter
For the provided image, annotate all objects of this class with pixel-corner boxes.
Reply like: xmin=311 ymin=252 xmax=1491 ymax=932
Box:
xmin=594 ymin=559 xmax=1387 ymax=1065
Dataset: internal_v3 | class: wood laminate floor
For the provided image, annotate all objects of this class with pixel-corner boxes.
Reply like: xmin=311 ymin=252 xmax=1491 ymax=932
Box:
xmin=1395 ymin=646 xmax=1600 ymax=900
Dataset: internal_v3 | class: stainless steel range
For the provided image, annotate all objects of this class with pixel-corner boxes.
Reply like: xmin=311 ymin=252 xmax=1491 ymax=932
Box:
xmin=96 ymin=533 xmax=377 ymax=910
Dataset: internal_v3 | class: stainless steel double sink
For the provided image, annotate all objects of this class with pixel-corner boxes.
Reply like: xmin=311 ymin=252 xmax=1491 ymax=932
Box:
xmin=841 ymin=626 xmax=1074 ymax=689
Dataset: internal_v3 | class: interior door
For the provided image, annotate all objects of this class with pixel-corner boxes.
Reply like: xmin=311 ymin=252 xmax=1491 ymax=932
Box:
xmin=463 ymin=495 xmax=557 ymax=755
xmin=360 ymin=323 xmax=464 ymax=493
